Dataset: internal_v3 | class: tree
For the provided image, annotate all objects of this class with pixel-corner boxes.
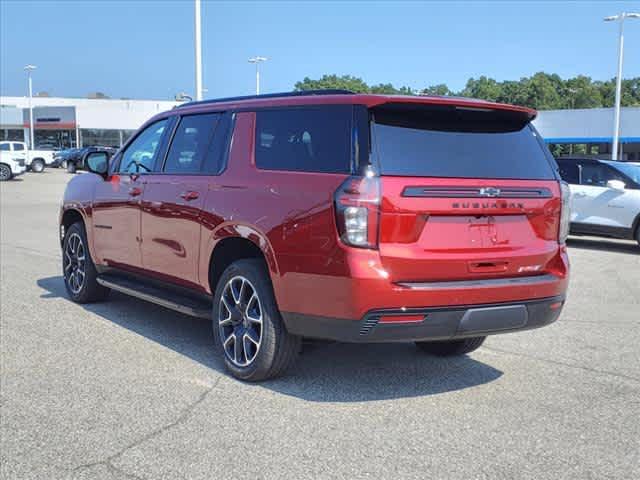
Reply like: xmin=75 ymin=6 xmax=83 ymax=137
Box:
xmin=419 ymin=84 xmax=452 ymax=96
xmin=460 ymin=76 xmax=502 ymax=102
xmin=294 ymin=73 xmax=640 ymax=109
xmin=294 ymin=74 xmax=370 ymax=93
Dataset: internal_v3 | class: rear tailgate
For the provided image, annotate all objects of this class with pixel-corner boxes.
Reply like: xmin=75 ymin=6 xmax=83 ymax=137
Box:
xmin=379 ymin=177 xmax=561 ymax=282
xmin=371 ymin=102 xmax=563 ymax=284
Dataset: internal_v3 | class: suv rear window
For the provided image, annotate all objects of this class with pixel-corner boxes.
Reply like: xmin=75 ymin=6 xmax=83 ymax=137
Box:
xmin=255 ymin=106 xmax=351 ymax=174
xmin=371 ymin=104 xmax=554 ymax=179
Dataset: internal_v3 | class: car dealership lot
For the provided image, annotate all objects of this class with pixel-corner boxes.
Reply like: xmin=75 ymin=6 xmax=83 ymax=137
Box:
xmin=1 ymin=170 xmax=639 ymax=480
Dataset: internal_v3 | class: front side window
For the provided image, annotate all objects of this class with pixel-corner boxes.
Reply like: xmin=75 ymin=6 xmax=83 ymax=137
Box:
xmin=255 ymin=106 xmax=352 ymax=174
xmin=12 ymin=143 xmax=25 ymax=151
xmin=119 ymin=119 xmax=168 ymax=173
xmin=579 ymin=163 xmax=625 ymax=187
xmin=164 ymin=113 xmax=220 ymax=173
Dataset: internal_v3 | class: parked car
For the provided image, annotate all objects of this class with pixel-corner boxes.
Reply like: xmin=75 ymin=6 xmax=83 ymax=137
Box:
xmin=0 ymin=141 xmax=55 ymax=173
xmin=0 ymin=143 xmax=27 ymax=180
xmin=60 ymin=90 xmax=570 ymax=381
xmin=65 ymin=146 xmax=116 ymax=173
xmin=556 ymin=156 xmax=640 ymax=245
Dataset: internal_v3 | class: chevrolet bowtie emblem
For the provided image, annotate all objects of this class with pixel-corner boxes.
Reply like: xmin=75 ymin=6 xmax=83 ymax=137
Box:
xmin=479 ymin=187 xmax=501 ymax=197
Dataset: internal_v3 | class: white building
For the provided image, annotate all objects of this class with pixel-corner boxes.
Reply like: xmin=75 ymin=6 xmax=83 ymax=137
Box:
xmin=0 ymin=96 xmax=180 ymax=149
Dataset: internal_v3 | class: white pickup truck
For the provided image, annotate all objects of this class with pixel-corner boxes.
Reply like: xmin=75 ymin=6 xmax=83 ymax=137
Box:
xmin=0 ymin=145 xmax=27 ymax=181
xmin=0 ymin=141 xmax=56 ymax=173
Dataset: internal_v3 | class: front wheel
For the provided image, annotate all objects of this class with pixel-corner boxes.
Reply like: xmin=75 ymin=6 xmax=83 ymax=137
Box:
xmin=62 ymin=222 xmax=109 ymax=303
xmin=67 ymin=162 xmax=77 ymax=173
xmin=0 ymin=163 xmax=12 ymax=181
xmin=212 ymin=259 xmax=300 ymax=381
xmin=60 ymin=160 xmax=67 ymax=169
xmin=31 ymin=158 xmax=45 ymax=173
xmin=416 ymin=337 xmax=486 ymax=356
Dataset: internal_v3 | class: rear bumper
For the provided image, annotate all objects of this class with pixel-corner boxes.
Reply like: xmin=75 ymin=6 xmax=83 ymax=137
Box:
xmin=282 ymin=295 xmax=565 ymax=343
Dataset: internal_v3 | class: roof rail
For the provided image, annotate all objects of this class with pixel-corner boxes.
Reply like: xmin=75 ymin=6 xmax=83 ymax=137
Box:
xmin=176 ymin=89 xmax=355 ymax=108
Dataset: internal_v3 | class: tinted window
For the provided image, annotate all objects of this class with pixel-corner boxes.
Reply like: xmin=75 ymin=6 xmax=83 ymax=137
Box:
xmin=119 ymin=119 xmax=168 ymax=173
xmin=372 ymin=107 xmax=554 ymax=179
xmin=202 ymin=114 xmax=232 ymax=174
xmin=255 ymin=106 xmax=351 ymax=173
xmin=164 ymin=114 xmax=220 ymax=173
xmin=558 ymin=161 xmax=580 ymax=184
xmin=580 ymin=163 xmax=626 ymax=187
xmin=605 ymin=161 xmax=640 ymax=185
xmin=0 ymin=144 xmax=9 ymax=151
xmin=12 ymin=143 xmax=25 ymax=151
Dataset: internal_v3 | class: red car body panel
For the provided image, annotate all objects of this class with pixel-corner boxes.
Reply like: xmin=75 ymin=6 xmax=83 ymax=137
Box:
xmin=60 ymin=93 xmax=567 ymax=335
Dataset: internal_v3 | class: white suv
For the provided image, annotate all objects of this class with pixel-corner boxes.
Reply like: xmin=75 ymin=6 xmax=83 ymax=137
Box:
xmin=0 ymin=141 xmax=56 ymax=173
xmin=556 ymin=157 xmax=640 ymax=245
xmin=0 ymin=143 xmax=28 ymax=181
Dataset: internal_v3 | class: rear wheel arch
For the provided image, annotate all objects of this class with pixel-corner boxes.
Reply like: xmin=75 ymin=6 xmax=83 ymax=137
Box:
xmin=208 ymin=236 xmax=273 ymax=297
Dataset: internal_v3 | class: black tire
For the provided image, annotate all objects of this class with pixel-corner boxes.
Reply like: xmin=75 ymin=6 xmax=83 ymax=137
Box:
xmin=31 ymin=158 xmax=45 ymax=173
xmin=62 ymin=222 xmax=109 ymax=303
xmin=212 ymin=259 xmax=300 ymax=381
xmin=0 ymin=163 xmax=12 ymax=181
xmin=60 ymin=160 xmax=68 ymax=169
xmin=67 ymin=162 xmax=77 ymax=174
xmin=416 ymin=337 xmax=486 ymax=356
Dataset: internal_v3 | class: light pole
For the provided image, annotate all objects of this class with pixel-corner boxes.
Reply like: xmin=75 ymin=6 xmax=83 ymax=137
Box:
xmin=24 ymin=65 xmax=37 ymax=149
xmin=194 ymin=0 xmax=203 ymax=101
xmin=604 ymin=12 xmax=639 ymax=160
xmin=248 ymin=56 xmax=268 ymax=95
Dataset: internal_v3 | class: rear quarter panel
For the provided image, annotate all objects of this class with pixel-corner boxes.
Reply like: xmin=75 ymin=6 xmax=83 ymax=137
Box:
xmin=198 ymin=112 xmax=351 ymax=308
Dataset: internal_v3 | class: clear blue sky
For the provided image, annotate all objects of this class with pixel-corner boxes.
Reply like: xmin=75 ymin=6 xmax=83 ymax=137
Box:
xmin=1 ymin=1 xmax=639 ymax=100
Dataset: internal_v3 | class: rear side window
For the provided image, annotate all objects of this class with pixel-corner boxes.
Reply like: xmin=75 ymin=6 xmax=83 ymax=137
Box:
xmin=558 ymin=161 xmax=580 ymax=184
xmin=0 ymin=144 xmax=9 ymax=151
xmin=255 ymin=106 xmax=352 ymax=173
xmin=164 ymin=113 xmax=220 ymax=173
xmin=371 ymin=105 xmax=555 ymax=179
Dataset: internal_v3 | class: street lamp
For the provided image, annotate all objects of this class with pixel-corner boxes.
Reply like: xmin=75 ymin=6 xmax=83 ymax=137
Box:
xmin=248 ymin=56 xmax=268 ymax=95
xmin=24 ymin=64 xmax=37 ymax=149
xmin=194 ymin=0 xmax=203 ymax=101
xmin=604 ymin=12 xmax=640 ymax=161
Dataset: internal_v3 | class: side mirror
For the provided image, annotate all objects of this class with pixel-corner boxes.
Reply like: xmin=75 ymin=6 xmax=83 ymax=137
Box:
xmin=86 ymin=151 xmax=109 ymax=177
xmin=606 ymin=179 xmax=626 ymax=191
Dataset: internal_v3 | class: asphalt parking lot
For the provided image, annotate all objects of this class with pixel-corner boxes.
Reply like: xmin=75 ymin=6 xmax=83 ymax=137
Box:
xmin=1 ymin=169 xmax=639 ymax=480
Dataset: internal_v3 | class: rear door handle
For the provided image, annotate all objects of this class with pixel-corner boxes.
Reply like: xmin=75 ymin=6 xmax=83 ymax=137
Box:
xmin=128 ymin=187 xmax=143 ymax=197
xmin=180 ymin=191 xmax=199 ymax=201
xmin=574 ymin=192 xmax=587 ymax=197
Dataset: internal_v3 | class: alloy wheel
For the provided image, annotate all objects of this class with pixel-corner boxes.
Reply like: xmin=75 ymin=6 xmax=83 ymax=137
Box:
xmin=218 ymin=276 xmax=263 ymax=367
xmin=63 ymin=232 xmax=86 ymax=294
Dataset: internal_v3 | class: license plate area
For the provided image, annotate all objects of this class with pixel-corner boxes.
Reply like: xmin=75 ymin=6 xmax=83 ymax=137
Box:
xmin=458 ymin=305 xmax=528 ymax=334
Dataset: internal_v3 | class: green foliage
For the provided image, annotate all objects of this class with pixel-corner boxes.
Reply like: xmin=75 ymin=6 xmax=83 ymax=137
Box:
xmin=294 ymin=73 xmax=640 ymax=109
xmin=295 ymin=75 xmax=414 ymax=95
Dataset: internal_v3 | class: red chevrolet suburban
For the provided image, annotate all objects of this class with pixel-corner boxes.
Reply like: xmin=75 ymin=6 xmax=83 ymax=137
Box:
xmin=60 ymin=90 xmax=570 ymax=381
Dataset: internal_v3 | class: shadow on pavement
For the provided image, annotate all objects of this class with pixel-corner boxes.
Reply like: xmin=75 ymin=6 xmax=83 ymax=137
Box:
xmin=37 ymin=275 xmax=503 ymax=402
xmin=567 ymin=237 xmax=639 ymax=255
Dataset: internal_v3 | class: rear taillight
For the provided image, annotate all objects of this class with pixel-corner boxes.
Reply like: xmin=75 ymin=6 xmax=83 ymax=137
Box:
xmin=559 ymin=181 xmax=571 ymax=244
xmin=334 ymin=169 xmax=380 ymax=249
